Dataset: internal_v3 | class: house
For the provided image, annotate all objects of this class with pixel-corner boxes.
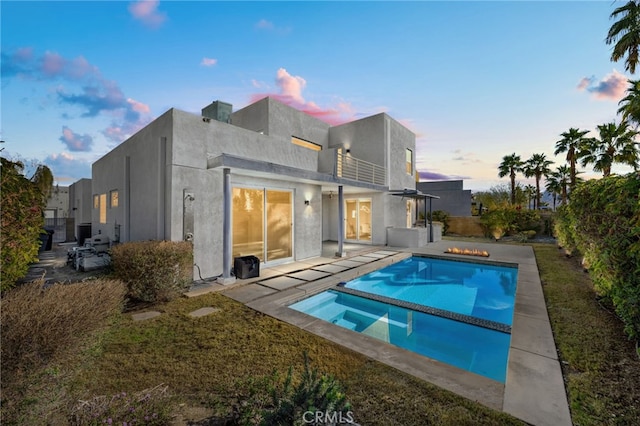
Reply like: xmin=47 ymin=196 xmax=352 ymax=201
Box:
xmin=90 ymin=97 xmax=431 ymax=282
xmin=69 ymin=178 xmax=93 ymax=244
xmin=416 ymin=180 xmax=472 ymax=217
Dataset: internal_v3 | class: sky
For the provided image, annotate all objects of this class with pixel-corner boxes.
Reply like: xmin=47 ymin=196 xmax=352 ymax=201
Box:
xmin=1 ymin=0 xmax=634 ymax=191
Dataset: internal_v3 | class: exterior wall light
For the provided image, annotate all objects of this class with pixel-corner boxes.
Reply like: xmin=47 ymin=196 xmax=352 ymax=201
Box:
xmin=304 ymin=200 xmax=310 ymax=205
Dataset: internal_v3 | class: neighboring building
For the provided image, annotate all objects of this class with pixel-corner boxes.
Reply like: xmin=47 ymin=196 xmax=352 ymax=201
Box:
xmin=416 ymin=180 xmax=472 ymax=217
xmin=44 ymin=185 xmax=69 ymax=219
xmin=91 ymin=97 xmax=420 ymax=281
xmin=69 ymin=178 xmax=93 ymax=244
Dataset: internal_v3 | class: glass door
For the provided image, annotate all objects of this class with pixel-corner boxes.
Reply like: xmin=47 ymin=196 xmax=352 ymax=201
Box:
xmin=266 ymin=190 xmax=292 ymax=261
xmin=345 ymin=198 xmax=371 ymax=242
xmin=232 ymin=187 xmax=293 ymax=263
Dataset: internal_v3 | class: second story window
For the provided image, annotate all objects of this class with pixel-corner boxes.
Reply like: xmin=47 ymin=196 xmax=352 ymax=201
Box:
xmin=110 ymin=190 xmax=119 ymax=208
xmin=406 ymin=149 xmax=413 ymax=175
xmin=292 ymin=136 xmax=321 ymax=151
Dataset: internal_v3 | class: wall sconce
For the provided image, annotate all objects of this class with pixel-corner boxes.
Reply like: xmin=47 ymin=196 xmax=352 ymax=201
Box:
xmin=304 ymin=199 xmax=310 ymax=206
xmin=345 ymin=149 xmax=351 ymax=154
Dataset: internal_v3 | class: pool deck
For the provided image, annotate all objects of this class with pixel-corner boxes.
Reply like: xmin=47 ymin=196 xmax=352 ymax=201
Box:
xmin=189 ymin=240 xmax=571 ymax=426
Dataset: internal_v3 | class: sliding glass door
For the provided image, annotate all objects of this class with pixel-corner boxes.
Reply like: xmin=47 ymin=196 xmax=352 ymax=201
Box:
xmin=232 ymin=187 xmax=292 ymax=263
xmin=345 ymin=198 xmax=371 ymax=242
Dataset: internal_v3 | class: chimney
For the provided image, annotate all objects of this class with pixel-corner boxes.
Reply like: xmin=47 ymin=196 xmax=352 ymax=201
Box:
xmin=202 ymin=100 xmax=232 ymax=123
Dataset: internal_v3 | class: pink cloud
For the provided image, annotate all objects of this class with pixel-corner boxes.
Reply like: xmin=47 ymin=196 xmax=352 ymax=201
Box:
xmin=249 ymin=68 xmax=357 ymax=125
xmin=577 ymin=70 xmax=629 ymax=101
xmin=59 ymin=126 xmax=94 ymax=152
xmin=127 ymin=98 xmax=150 ymax=114
xmin=201 ymin=57 xmax=218 ymax=67
xmin=41 ymin=51 xmax=65 ymax=76
xmin=128 ymin=0 xmax=166 ymax=28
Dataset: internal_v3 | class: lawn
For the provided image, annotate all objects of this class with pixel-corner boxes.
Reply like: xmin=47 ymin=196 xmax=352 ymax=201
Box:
xmin=2 ymin=241 xmax=639 ymax=425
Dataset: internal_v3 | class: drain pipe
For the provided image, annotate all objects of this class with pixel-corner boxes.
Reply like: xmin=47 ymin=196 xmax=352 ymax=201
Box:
xmin=336 ymin=185 xmax=345 ymax=257
xmin=218 ymin=168 xmax=236 ymax=284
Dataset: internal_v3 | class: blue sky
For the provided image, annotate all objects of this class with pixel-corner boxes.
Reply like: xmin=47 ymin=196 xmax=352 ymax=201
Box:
xmin=1 ymin=0 xmax=632 ymax=190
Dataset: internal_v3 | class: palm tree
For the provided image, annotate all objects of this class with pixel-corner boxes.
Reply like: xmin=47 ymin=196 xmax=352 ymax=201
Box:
xmin=523 ymin=184 xmax=536 ymax=210
xmin=544 ymin=173 xmax=561 ymax=211
xmin=497 ymin=153 xmax=523 ymax=205
xmin=524 ymin=153 xmax=554 ymax=210
xmin=550 ymin=165 xmax=571 ymax=206
xmin=554 ymin=128 xmax=590 ymax=193
xmin=607 ymin=1 xmax=640 ymax=74
xmin=617 ymin=79 xmax=640 ymax=126
xmin=579 ymin=121 xmax=640 ymax=176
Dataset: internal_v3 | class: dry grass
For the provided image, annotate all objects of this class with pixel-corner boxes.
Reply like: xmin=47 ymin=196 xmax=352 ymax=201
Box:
xmin=1 ymin=278 xmax=126 ymax=424
xmin=67 ymin=293 xmax=524 ymax=425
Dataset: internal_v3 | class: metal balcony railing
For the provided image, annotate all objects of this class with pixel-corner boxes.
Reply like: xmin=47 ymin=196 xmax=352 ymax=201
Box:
xmin=336 ymin=151 xmax=386 ymax=186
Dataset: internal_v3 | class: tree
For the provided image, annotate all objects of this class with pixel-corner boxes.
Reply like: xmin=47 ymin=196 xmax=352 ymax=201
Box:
xmin=555 ymin=165 xmax=571 ymax=205
xmin=524 ymin=153 xmax=554 ymax=210
xmin=580 ymin=121 xmax=640 ymax=177
xmin=0 ymin=158 xmax=54 ymax=291
xmin=523 ymin=184 xmax=536 ymax=210
xmin=617 ymin=79 xmax=640 ymax=127
xmin=554 ymin=127 xmax=590 ymax=193
xmin=497 ymin=153 xmax=523 ymax=205
xmin=545 ymin=173 xmax=561 ymax=211
xmin=607 ymin=1 xmax=640 ymax=74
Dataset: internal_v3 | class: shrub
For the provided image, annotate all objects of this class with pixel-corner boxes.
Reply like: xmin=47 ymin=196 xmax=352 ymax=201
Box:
xmin=1 ymin=279 xmax=126 ymax=376
xmin=480 ymin=206 xmax=541 ymax=240
xmin=69 ymin=384 xmax=173 ymax=426
xmin=237 ymin=353 xmax=353 ymax=425
xmin=110 ymin=241 xmax=193 ymax=303
xmin=427 ymin=210 xmax=450 ymax=235
xmin=0 ymin=158 xmax=48 ymax=291
xmin=1 ymin=279 xmax=126 ymax=424
xmin=557 ymin=174 xmax=640 ymax=341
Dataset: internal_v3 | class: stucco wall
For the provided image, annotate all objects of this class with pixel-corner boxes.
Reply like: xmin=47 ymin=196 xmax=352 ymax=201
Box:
xmin=329 ymin=113 xmax=416 ymax=191
xmin=417 ymin=180 xmax=472 ymax=217
xmin=231 ymin=97 xmax=330 ymax=148
xmin=69 ymin=178 xmax=92 ymax=240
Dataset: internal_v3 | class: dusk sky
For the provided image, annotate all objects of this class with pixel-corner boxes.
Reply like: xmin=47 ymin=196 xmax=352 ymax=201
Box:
xmin=1 ymin=1 xmax=633 ymax=191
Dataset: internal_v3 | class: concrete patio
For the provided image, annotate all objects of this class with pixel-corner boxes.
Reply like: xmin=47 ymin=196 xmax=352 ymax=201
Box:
xmin=188 ymin=240 xmax=571 ymax=426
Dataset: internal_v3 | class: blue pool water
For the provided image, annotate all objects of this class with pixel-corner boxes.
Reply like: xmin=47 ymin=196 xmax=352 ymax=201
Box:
xmin=345 ymin=256 xmax=518 ymax=325
xmin=289 ymin=256 xmax=518 ymax=383
xmin=290 ymin=290 xmax=511 ymax=382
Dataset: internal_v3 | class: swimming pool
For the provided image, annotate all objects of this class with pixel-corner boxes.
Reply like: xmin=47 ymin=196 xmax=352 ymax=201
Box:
xmin=344 ymin=256 xmax=518 ymax=325
xmin=289 ymin=255 xmax=518 ymax=383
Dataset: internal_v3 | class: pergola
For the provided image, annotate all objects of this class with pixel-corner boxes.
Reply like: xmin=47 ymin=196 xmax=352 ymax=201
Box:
xmin=390 ymin=189 xmax=440 ymax=242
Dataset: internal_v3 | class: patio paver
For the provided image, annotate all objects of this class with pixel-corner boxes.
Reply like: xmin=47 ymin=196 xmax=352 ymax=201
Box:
xmin=288 ymin=269 xmax=331 ymax=282
xmin=259 ymin=276 xmax=307 ymax=290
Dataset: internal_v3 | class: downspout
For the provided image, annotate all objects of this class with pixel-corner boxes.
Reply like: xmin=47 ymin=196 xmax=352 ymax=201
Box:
xmin=218 ymin=168 xmax=236 ymax=284
xmin=336 ymin=185 xmax=345 ymax=257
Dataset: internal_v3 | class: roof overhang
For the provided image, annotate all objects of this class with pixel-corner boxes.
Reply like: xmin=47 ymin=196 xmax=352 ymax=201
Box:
xmin=207 ymin=153 xmax=389 ymax=195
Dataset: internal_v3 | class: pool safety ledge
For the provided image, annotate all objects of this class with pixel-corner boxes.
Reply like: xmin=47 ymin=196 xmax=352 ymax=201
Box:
xmin=332 ymin=285 xmax=512 ymax=334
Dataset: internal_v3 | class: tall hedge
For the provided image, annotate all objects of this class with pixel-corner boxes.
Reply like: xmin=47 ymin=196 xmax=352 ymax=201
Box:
xmin=0 ymin=158 xmax=47 ymax=291
xmin=554 ymin=173 xmax=640 ymax=340
xmin=110 ymin=241 xmax=193 ymax=303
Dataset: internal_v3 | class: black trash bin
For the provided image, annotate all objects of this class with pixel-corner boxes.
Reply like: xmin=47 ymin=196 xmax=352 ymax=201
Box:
xmin=234 ymin=255 xmax=260 ymax=279
xmin=39 ymin=228 xmax=55 ymax=251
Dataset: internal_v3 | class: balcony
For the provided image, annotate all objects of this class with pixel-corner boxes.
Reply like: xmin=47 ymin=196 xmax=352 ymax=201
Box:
xmin=319 ymin=149 xmax=386 ymax=186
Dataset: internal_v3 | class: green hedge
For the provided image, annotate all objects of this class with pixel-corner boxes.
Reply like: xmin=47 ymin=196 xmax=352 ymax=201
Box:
xmin=111 ymin=241 xmax=193 ymax=303
xmin=0 ymin=158 xmax=46 ymax=291
xmin=554 ymin=173 xmax=640 ymax=341
xmin=480 ymin=206 xmax=540 ymax=240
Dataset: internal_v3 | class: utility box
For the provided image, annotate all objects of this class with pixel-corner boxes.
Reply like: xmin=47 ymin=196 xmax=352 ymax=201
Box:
xmin=234 ymin=255 xmax=260 ymax=279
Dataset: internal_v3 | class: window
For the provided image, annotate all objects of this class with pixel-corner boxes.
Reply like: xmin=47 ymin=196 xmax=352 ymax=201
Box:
xmin=292 ymin=136 xmax=322 ymax=151
xmin=110 ymin=190 xmax=119 ymax=208
xmin=406 ymin=149 xmax=413 ymax=175
xmin=99 ymin=194 xmax=107 ymax=224
xmin=93 ymin=195 xmax=99 ymax=209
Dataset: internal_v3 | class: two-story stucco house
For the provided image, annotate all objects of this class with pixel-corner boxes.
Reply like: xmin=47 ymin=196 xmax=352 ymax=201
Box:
xmin=90 ymin=97 xmax=423 ymax=282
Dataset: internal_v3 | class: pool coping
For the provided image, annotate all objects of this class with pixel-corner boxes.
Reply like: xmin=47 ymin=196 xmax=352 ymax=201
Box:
xmin=220 ymin=241 xmax=571 ymax=426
